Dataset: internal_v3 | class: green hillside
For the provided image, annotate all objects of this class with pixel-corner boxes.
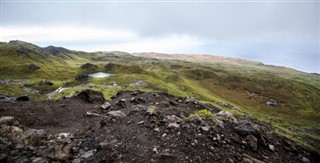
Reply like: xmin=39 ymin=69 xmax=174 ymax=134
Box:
xmin=0 ymin=40 xmax=319 ymax=151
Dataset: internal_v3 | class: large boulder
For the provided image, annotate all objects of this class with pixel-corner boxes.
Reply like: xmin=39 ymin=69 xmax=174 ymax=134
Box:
xmin=76 ymin=89 xmax=105 ymax=104
xmin=216 ymin=110 xmax=237 ymax=122
xmin=16 ymin=95 xmax=29 ymax=101
xmin=234 ymin=120 xmax=259 ymax=137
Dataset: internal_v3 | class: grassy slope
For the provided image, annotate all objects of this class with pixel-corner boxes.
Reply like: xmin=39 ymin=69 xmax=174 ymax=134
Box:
xmin=0 ymin=42 xmax=319 ymax=151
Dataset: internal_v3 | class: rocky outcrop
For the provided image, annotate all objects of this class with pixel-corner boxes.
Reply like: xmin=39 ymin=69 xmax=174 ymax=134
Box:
xmin=0 ymin=90 xmax=319 ymax=163
xmin=80 ymin=63 xmax=98 ymax=69
xmin=16 ymin=95 xmax=29 ymax=101
xmin=75 ymin=74 xmax=89 ymax=82
xmin=27 ymin=64 xmax=40 ymax=71
xmin=76 ymin=89 xmax=105 ymax=103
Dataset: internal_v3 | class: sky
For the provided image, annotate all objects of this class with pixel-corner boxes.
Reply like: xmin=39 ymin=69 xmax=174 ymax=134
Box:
xmin=0 ymin=0 xmax=319 ymax=73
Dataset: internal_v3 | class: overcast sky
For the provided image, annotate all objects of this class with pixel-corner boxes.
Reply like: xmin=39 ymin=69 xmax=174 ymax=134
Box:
xmin=1 ymin=0 xmax=319 ymax=73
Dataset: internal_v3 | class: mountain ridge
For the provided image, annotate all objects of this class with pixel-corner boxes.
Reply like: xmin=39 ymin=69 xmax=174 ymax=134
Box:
xmin=0 ymin=40 xmax=319 ymax=154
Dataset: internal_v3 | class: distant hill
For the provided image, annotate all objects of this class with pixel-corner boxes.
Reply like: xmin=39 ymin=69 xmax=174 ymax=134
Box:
xmin=0 ymin=40 xmax=319 ymax=152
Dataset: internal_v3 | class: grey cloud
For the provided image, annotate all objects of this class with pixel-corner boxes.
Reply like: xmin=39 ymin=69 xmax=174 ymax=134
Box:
xmin=2 ymin=1 xmax=319 ymax=72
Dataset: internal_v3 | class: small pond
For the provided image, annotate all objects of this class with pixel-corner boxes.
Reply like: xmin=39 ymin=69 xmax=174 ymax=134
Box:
xmin=88 ymin=72 xmax=111 ymax=78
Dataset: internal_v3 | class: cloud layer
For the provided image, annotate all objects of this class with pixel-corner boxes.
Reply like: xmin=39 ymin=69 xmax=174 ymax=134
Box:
xmin=1 ymin=1 xmax=319 ymax=72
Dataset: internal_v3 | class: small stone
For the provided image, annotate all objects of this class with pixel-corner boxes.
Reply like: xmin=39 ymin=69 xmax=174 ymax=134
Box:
xmin=0 ymin=116 xmax=14 ymax=124
xmin=301 ymin=157 xmax=310 ymax=163
xmin=266 ymin=99 xmax=277 ymax=106
xmin=152 ymin=147 xmax=158 ymax=154
xmin=165 ymin=115 xmax=183 ymax=123
xmin=216 ymin=110 xmax=237 ymax=122
xmin=168 ymin=122 xmax=180 ymax=128
xmin=246 ymin=134 xmax=258 ymax=151
xmin=58 ymin=133 xmax=71 ymax=139
xmin=81 ymin=149 xmax=97 ymax=159
xmin=32 ymin=157 xmax=47 ymax=163
xmin=11 ymin=126 xmax=23 ymax=133
xmin=216 ymin=134 xmax=221 ymax=141
xmin=101 ymin=102 xmax=111 ymax=110
xmin=147 ymin=108 xmax=156 ymax=115
xmin=268 ymin=144 xmax=275 ymax=152
xmin=107 ymin=111 xmax=126 ymax=118
xmin=138 ymin=121 xmax=144 ymax=125
xmin=86 ymin=112 xmax=100 ymax=117
xmin=0 ymin=154 xmax=7 ymax=161
xmin=54 ymin=151 xmax=69 ymax=161
xmin=154 ymin=127 xmax=160 ymax=132
xmin=227 ymin=158 xmax=234 ymax=163
xmin=162 ymin=133 xmax=167 ymax=138
xmin=161 ymin=148 xmax=171 ymax=156
xmin=242 ymin=158 xmax=253 ymax=163
xmin=201 ymin=126 xmax=210 ymax=132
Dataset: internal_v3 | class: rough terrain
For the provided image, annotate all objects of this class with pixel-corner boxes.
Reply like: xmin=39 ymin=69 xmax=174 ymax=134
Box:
xmin=0 ymin=90 xmax=319 ymax=163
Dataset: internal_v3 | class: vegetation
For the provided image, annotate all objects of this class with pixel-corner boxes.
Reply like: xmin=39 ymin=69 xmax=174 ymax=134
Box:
xmin=0 ymin=40 xmax=319 ymax=151
xmin=187 ymin=109 xmax=214 ymax=120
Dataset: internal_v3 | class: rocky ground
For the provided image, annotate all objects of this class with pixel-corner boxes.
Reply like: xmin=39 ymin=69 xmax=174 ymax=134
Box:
xmin=0 ymin=90 xmax=319 ymax=163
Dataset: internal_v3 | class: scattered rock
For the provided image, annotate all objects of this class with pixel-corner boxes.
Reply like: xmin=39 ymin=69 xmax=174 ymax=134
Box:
xmin=0 ymin=90 xmax=318 ymax=163
xmin=0 ymin=153 xmax=7 ymax=161
xmin=86 ymin=112 xmax=100 ymax=117
xmin=116 ymin=99 xmax=127 ymax=108
xmin=101 ymin=101 xmax=111 ymax=110
xmin=234 ymin=120 xmax=258 ymax=137
xmin=212 ymin=117 xmax=225 ymax=128
xmin=57 ymin=133 xmax=71 ymax=139
xmin=165 ymin=115 xmax=183 ymax=123
xmin=201 ymin=126 xmax=210 ymax=132
xmin=301 ymin=157 xmax=310 ymax=163
xmin=107 ymin=111 xmax=126 ymax=118
xmin=185 ymin=96 xmax=198 ymax=104
xmin=53 ymin=150 xmax=69 ymax=161
xmin=126 ymin=80 xmax=148 ymax=87
xmin=0 ymin=116 xmax=15 ymax=124
xmin=81 ymin=149 xmax=97 ymax=159
xmin=242 ymin=154 xmax=265 ymax=163
xmin=266 ymin=99 xmax=277 ymax=106
xmin=0 ymin=94 xmax=15 ymax=102
xmin=154 ymin=127 xmax=160 ymax=132
xmin=216 ymin=110 xmax=237 ymax=122
xmin=168 ymin=122 xmax=180 ymax=128
xmin=268 ymin=144 xmax=275 ymax=152
xmin=146 ymin=107 xmax=157 ymax=115
xmin=138 ymin=121 xmax=144 ymax=125
xmin=153 ymin=146 xmax=159 ymax=154
xmin=16 ymin=95 xmax=29 ymax=101
xmin=31 ymin=157 xmax=47 ymax=163
xmin=246 ymin=134 xmax=258 ymax=151
xmin=169 ymin=100 xmax=178 ymax=106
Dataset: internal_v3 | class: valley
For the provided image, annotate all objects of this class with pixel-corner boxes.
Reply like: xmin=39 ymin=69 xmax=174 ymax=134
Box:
xmin=0 ymin=40 xmax=319 ymax=162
